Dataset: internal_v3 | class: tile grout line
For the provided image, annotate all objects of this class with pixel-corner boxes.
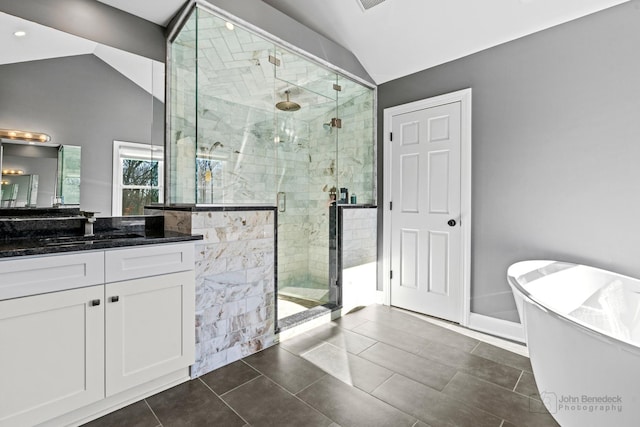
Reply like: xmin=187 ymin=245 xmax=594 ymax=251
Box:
xmin=441 ymin=371 xmax=541 ymax=424
xmin=279 ymin=337 xmax=434 ymax=427
xmin=143 ymin=398 xmax=163 ymax=427
xmin=197 ymin=377 xmax=251 ymax=426
xmin=359 ymin=334 xmax=519 ymax=393
xmin=396 ymin=306 xmax=528 ymax=357
xmin=294 ymin=373 xmax=329 ymax=396
xmin=512 ymin=370 xmax=525 ymax=392
xmin=217 ymin=373 xmax=264 ymax=398
xmin=336 ymin=309 xmax=531 ymax=400
xmin=258 ymin=374 xmax=340 ymax=425
xmin=350 ymin=316 xmax=528 ymax=393
xmin=371 ymin=371 xmax=507 ymax=427
xmin=236 ymin=352 xmax=338 ymax=424
xmin=440 ymin=368 xmax=459 ymax=392
xmin=368 ymin=371 xmax=397 ymax=396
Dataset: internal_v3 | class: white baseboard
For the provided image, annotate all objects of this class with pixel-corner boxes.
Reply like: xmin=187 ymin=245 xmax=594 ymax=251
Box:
xmin=467 ymin=312 xmax=525 ymax=344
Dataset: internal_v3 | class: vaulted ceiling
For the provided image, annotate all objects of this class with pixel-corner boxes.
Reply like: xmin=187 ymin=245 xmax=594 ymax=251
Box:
xmin=101 ymin=0 xmax=629 ymax=83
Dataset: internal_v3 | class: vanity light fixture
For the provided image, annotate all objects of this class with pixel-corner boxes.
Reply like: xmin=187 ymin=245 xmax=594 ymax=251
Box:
xmin=2 ymin=169 xmax=24 ymax=175
xmin=0 ymin=129 xmax=51 ymax=143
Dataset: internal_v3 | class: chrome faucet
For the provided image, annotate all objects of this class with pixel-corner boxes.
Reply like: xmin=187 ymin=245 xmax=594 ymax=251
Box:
xmin=81 ymin=211 xmax=97 ymax=237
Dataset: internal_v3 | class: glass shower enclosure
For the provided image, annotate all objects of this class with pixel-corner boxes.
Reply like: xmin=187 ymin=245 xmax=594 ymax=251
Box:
xmin=168 ymin=4 xmax=375 ymax=326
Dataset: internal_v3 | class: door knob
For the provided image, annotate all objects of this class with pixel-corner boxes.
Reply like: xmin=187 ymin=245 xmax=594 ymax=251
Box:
xmin=447 ymin=219 xmax=457 ymax=227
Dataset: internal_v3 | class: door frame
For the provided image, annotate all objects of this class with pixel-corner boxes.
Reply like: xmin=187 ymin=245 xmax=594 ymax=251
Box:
xmin=382 ymin=88 xmax=472 ymax=326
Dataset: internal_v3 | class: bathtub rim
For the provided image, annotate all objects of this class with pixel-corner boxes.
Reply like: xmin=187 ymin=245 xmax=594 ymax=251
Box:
xmin=507 ymin=259 xmax=640 ymax=357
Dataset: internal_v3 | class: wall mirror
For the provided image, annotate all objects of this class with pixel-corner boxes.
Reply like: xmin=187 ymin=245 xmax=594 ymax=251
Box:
xmin=0 ymin=11 xmax=165 ymax=216
xmin=0 ymin=141 xmax=80 ymax=208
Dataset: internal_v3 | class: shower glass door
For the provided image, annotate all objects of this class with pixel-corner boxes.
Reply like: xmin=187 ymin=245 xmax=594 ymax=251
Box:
xmin=169 ymin=6 xmax=374 ymax=327
xmin=274 ymin=46 xmax=340 ymax=321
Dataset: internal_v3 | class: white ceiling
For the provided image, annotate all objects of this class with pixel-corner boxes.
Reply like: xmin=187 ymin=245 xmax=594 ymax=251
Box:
xmin=37 ymin=0 xmax=635 ymax=84
xmin=262 ymin=0 xmax=630 ymax=83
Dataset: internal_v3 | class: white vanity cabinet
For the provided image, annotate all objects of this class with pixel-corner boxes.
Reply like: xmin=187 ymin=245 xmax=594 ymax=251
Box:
xmin=0 ymin=242 xmax=195 ymax=427
xmin=0 ymin=286 xmax=105 ymax=427
xmin=105 ymin=271 xmax=194 ymax=396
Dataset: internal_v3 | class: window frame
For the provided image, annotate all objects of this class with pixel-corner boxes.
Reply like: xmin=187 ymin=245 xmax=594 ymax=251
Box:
xmin=112 ymin=140 xmax=164 ymax=216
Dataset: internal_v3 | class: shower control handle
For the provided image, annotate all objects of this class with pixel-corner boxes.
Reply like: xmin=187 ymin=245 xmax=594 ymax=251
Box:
xmin=447 ymin=219 xmax=457 ymax=227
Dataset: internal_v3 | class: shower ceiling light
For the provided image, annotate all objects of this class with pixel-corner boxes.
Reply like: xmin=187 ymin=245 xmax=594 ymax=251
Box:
xmin=225 ymin=22 xmax=234 ymax=31
xmin=13 ymin=30 xmax=26 ymax=37
xmin=0 ymin=128 xmax=51 ymax=143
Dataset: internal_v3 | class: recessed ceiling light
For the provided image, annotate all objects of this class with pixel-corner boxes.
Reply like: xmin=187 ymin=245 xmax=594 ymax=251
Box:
xmin=13 ymin=30 xmax=27 ymax=37
xmin=225 ymin=22 xmax=234 ymax=31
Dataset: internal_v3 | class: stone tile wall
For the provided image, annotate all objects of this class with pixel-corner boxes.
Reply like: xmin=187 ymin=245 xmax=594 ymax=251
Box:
xmin=153 ymin=208 xmax=276 ymax=378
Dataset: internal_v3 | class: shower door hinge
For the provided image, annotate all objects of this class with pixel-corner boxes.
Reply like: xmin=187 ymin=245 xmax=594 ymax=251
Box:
xmin=268 ymin=55 xmax=281 ymax=67
xmin=390 ymin=270 xmax=393 ymax=279
xmin=333 ymin=84 xmax=342 ymax=91
xmin=390 ymin=132 xmax=393 ymax=141
xmin=331 ymin=118 xmax=342 ymax=128
xmin=389 ymin=201 xmax=392 ymax=210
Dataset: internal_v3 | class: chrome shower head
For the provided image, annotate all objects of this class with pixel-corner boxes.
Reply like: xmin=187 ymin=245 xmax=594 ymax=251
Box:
xmin=275 ymin=90 xmax=301 ymax=112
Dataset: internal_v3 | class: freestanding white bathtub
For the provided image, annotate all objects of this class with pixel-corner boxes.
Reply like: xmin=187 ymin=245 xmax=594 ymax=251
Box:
xmin=508 ymin=261 xmax=640 ymax=427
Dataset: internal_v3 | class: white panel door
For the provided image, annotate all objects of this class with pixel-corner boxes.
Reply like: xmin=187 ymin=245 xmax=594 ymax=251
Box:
xmin=0 ymin=286 xmax=104 ymax=427
xmin=105 ymin=270 xmax=195 ymax=396
xmin=390 ymin=101 xmax=462 ymax=322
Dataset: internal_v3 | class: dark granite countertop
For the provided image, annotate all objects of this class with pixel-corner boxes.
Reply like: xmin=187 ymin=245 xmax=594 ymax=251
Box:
xmin=335 ymin=204 xmax=377 ymax=209
xmin=145 ymin=204 xmax=277 ymax=212
xmin=0 ymin=231 xmax=202 ymax=258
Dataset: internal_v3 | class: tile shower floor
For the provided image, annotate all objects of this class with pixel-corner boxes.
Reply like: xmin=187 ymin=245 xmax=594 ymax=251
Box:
xmin=278 ymin=286 xmax=330 ymax=319
xmin=85 ymin=304 xmax=558 ymax=427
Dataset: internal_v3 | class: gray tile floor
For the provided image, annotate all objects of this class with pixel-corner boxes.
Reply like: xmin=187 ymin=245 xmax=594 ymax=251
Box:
xmin=85 ymin=304 xmax=559 ymax=427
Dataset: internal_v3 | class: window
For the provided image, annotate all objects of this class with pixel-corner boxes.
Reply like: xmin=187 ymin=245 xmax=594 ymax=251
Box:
xmin=112 ymin=141 xmax=164 ymax=216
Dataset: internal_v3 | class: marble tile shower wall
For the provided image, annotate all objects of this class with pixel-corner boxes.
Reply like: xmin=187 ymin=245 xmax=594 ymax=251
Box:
xmin=158 ymin=209 xmax=276 ymax=378
xmin=335 ymin=91 xmax=376 ymax=204
xmin=342 ymin=208 xmax=377 ymax=269
xmin=172 ymin=94 xmax=276 ymax=205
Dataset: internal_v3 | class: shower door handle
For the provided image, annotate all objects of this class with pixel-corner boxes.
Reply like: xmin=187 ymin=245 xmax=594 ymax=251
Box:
xmin=277 ymin=192 xmax=286 ymax=212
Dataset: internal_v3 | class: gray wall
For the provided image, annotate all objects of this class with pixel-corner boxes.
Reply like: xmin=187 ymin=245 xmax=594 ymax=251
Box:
xmin=0 ymin=55 xmax=164 ymax=215
xmin=378 ymin=1 xmax=640 ymax=322
xmin=0 ymin=0 xmax=165 ymax=62
xmin=202 ymin=0 xmax=374 ymax=85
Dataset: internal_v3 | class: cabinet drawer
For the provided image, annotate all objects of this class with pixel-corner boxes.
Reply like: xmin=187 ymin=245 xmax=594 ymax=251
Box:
xmin=0 ymin=252 xmax=104 ymax=300
xmin=105 ymin=243 xmax=194 ymax=283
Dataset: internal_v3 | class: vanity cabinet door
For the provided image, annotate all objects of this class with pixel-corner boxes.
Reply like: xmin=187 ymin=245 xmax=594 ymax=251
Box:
xmin=0 ymin=286 xmax=105 ymax=427
xmin=104 ymin=270 xmax=195 ymax=396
